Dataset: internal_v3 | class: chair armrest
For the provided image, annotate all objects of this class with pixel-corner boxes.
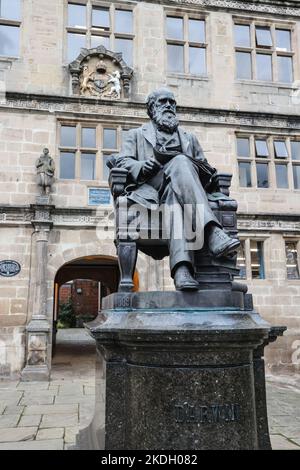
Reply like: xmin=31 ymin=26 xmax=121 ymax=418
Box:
xmin=109 ymin=168 xmax=128 ymax=198
xmin=209 ymin=173 xmax=232 ymax=196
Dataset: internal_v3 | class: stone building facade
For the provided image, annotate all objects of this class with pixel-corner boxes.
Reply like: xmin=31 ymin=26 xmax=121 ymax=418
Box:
xmin=0 ymin=0 xmax=300 ymax=379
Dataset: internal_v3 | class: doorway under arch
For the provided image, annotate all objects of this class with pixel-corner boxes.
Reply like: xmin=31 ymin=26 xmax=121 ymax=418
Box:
xmin=52 ymin=255 xmax=139 ymax=365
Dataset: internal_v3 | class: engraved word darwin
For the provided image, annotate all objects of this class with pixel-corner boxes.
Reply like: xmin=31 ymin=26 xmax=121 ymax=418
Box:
xmin=175 ymin=402 xmax=241 ymax=424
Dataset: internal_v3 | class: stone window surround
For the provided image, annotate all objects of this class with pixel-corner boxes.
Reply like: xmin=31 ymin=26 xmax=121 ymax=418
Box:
xmin=0 ymin=0 xmax=22 ymax=60
xmin=65 ymin=0 xmax=135 ymax=65
xmin=285 ymin=238 xmax=300 ymax=280
xmin=233 ymin=15 xmax=296 ymax=85
xmin=164 ymin=8 xmax=209 ymax=79
xmin=236 ymin=237 xmax=266 ymax=280
xmin=57 ymin=119 xmax=131 ymax=182
xmin=236 ymin=133 xmax=300 ymax=191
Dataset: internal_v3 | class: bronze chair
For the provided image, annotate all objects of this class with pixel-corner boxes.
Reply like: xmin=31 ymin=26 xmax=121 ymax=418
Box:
xmin=107 ymin=156 xmax=240 ymax=293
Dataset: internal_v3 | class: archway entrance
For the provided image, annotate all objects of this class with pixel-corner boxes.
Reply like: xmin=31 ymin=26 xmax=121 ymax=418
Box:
xmin=51 ymin=256 xmax=119 ymax=374
xmin=51 ymin=255 xmax=138 ymax=378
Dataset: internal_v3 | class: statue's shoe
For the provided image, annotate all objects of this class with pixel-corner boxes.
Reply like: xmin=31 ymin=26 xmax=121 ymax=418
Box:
xmin=208 ymin=226 xmax=240 ymax=258
xmin=174 ymin=265 xmax=199 ymax=291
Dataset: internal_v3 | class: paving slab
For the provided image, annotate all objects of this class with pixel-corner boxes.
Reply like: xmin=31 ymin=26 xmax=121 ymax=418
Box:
xmin=40 ymin=413 xmax=79 ymax=428
xmin=20 ymin=395 xmax=54 ymax=406
xmin=36 ymin=428 xmax=64 ymax=440
xmin=0 ymin=439 xmax=64 ymax=450
xmin=0 ymin=391 xmax=23 ymax=403
xmin=3 ymin=405 xmax=25 ymax=415
xmin=0 ymin=414 xmax=20 ymax=428
xmin=0 ymin=427 xmax=37 ymax=443
xmin=23 ymin=404 xmax=78 ymax=416
xmin=54 ymin=395 xmax=92 ymax=404
xmin=64 ymin=426 xmax=80 ymax=444
xmin=270 ymin=434 xmax=300 ymax=450
xmin=18 ymin=415 xmax=42 ymax=427
xmin=16 ymin=383 xmax=49 ymax=391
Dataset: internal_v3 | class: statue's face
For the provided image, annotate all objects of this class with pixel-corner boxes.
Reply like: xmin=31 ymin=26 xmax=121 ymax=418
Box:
xmin=154 ymin=93 xmax=177 ymax=117
xmin=152 ymin=93 xmax=179 ymax=133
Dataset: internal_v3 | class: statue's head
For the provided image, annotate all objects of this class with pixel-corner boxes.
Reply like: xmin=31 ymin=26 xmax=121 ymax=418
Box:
xmin=43 ymin=148 xmax=49 ymax=156
xmin=146 ymin=88 xmax=179 ymax=133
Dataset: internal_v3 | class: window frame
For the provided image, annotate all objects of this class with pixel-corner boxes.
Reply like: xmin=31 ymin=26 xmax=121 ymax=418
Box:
xmin=65 ymin=1 xmax=135 ymax=65
xmin=236 ymin=133 xmax=300 ymax=190
xmin=0 ymin=0 xmax=22 ymax=59
xmin=58 ymin=121 xmax=132 ymax=183
xmin=165 ymin=10 xmax=208 ymax=77
xmin=235 ymin=238 xmax=266 ymax=280
xmin=234 ymin=17 xmax=295 ymax=84
xmin=284 ymin=239 xmax=300 ymax=280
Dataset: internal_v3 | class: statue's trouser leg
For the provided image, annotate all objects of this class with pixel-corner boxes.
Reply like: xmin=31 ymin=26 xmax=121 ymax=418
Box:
xmin=160 ymin=185 xmax=194 ymax=276
xmin=161 ymin=154 xmax=221 ymax=276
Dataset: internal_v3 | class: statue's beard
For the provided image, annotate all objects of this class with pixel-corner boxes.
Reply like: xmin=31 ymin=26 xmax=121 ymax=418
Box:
xmin=152 ymin=109 xmax=179 ymax=133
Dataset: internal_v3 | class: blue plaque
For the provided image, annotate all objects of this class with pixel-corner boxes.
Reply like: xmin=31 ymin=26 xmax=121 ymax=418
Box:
xmin=88 ymin=188 xmax=111 ymax=206
xmin=0 ymin=260 xmax=21 ymax=277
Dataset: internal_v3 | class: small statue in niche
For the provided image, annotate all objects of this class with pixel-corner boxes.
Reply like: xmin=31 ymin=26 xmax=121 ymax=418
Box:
xmin=105 ymin=70 xmax=122 ymax=99
xmin=36 ymin=148 xmax=55 ymax=195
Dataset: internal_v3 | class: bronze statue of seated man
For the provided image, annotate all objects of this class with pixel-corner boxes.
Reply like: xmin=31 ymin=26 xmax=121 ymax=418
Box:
xmin=115 ymin=88 xmax=240 ymax=291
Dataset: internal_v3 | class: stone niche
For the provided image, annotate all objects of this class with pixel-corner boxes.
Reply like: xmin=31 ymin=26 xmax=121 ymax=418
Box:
xmin=69 ymin=46 xmax=133 ymax=100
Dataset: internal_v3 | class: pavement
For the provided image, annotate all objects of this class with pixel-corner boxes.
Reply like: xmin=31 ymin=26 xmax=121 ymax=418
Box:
xmin=0 ymin=328 xmax=299 ymax=450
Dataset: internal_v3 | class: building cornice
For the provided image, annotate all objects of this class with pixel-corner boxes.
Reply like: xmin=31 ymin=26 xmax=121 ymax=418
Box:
xmin=3 ymin=92 xmax=300 ymax=131
xmin=1 ymin=205 xmax=300 ymax=233
xmin=147 ymin=0 xmax=300 ymax=18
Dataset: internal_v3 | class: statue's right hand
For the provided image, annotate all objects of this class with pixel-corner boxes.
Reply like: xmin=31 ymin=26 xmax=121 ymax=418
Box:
xmin=141 ymin=159 xmax=162 ymax=178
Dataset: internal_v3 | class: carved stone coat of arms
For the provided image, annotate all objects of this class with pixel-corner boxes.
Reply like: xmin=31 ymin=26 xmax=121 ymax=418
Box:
xmin=69 ymin=46 xmax=133 ymax=100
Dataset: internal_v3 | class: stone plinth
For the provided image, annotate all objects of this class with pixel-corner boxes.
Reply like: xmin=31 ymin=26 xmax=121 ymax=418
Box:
xmin=76 ymin=291 xmax=282 ymax=450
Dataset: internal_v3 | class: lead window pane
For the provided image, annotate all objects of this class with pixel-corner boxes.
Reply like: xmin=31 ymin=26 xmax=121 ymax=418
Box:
xmin=291 ymin=142 xmax=300 ymax=161
xmin=237 ymin=138 xmax=250 ymax=158
xmin=236 ymin=242 xmax=246 ymax=279
xmin=81 ymin=153 xmax=95 ymax=180
xmin=275 ymin=164 xmax=288 ymax=188
xmin=236 ymin=52 xmax=252 ymax=79
xmin=115 ymin=10 xmax=133 ymax=34
xmin=274 ymin=140 xmax=288 ymax=158
xmin=168 ymin=44 xmax=184 ymax=73
xmin=189 ymin=19 xmax=205 ymax=43
xmin=189 ymin=47 xmax=206 ymax=75
xmin=68 ymin=32 xmax=86 ymax=62
xmin=92 ymin=7 xmax=110 ymax=29
xmin=255 ymin=140 xmax=269 ymax=158
xmin=285 ymin=242 xmax=300 ymax=279
xmin=256 ymin=163 xmax=269 ymax=188
xmin=91 ymin=35 xmax=110 ymax=49
xmin=293 ymin=165 xmax=300 ymax=189
xmin=234 ymin=24 xmax=251 ymax=48
xmin=68 ymin=3 xmax=86 ymax=28
xmin=278 ymin=56 xmax=293 ymax=83
xmin=256 ymin=54 xmax=272 ymax=81
xmin=82 ymin=128 xmax=96 ymax=148
xmin=61 ymin=126 xmax=77 ymax=147
xmin=60 ymin=152 xmax=75 ymax=179
xmin=0 ymin=0 xmax=20 ymax=20
xmin=166 ymin=17 xmax=183 ymax=40
xmin=251 ymin=240 xmax=265 ymax=279
xmin=115 ymin=38 xmax=133 ymax=66
xmin=276 ymin=29 xmax=291 ymax=52
xmin=103 ymin=129 xmax=117 ymax=149
xmin=255 ymin=26 xmax=272 ymax=47
xmin=239 ymin=162 xmax=252 ymax=187
xmin=0 ymin=24 xmax=19 ymax=56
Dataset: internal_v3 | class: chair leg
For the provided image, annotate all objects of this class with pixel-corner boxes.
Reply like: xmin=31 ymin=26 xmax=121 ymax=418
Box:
xmin=117 ymin=241 xmax=138 ymax=292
